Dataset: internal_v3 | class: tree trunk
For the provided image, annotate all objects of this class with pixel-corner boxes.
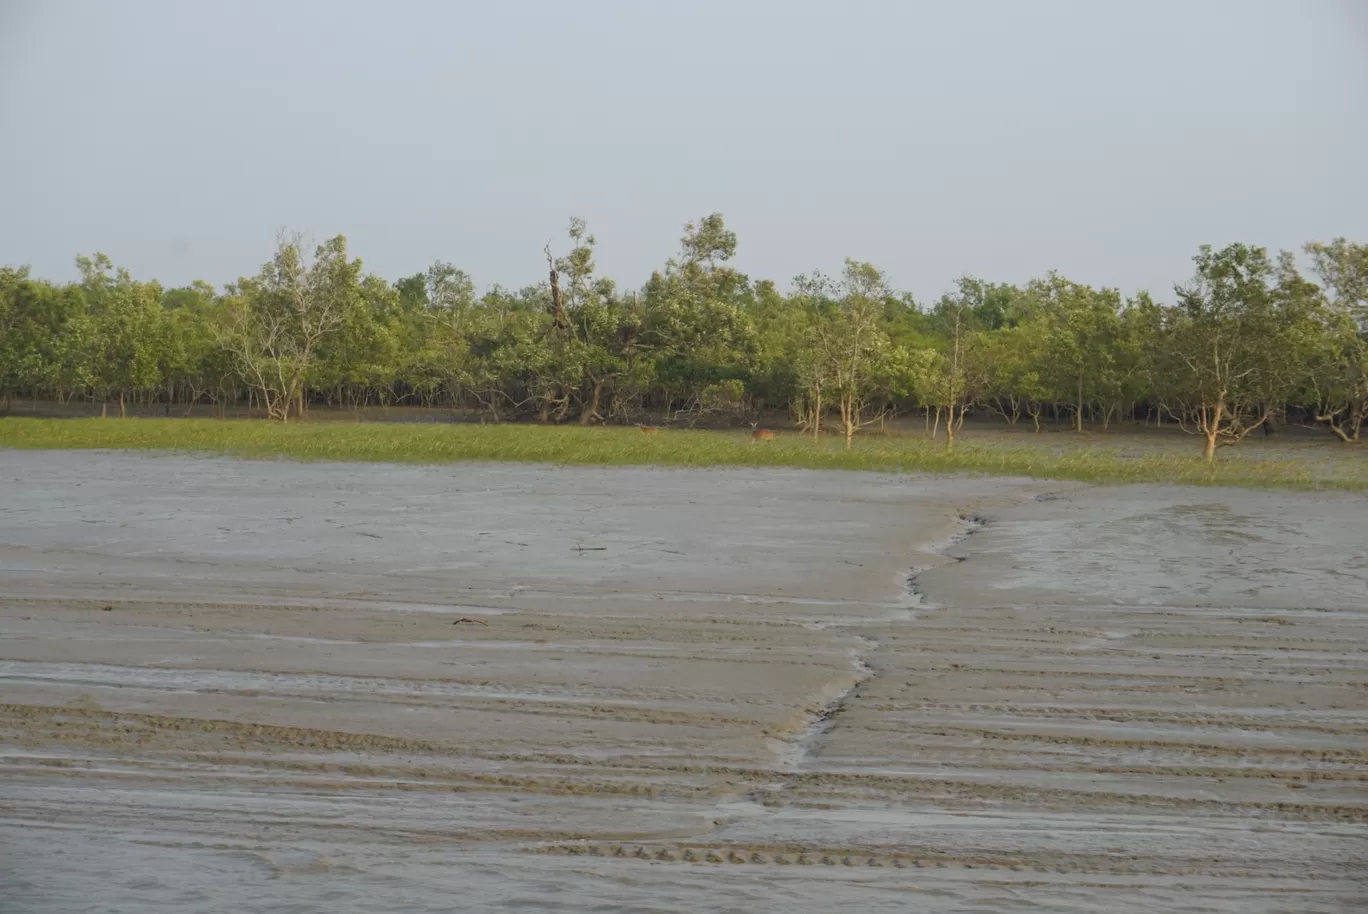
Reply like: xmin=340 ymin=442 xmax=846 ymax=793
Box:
xmin=101 ymin=400 xmax=107 ymax=419
xmin=1260 ymin=404 xmax=1277 ymax=437
xmin=1002 ymin=397 xmax=1019 ymax=425
xmin=945 ymin=402 xmax=956 ymax=450
xmin=1325 ymin=422 xmax=1353 ymax=444
xmin=1314 ymin=405 xmax=1361 ymax=443
xmin=119 ymin=390 xmax=126 ymax=419
xmin=1075 ymin=375 xmax=1084 ymax=433
xmin=548 ymin=255 xmax=567 ymax=332
xmin=580 ymin=381 xmax=602 ymax=425
xmin=1202 ymin=400 xmax=1224 ymax=462
xmin=812 ymin=386 xmax=822 ymax=441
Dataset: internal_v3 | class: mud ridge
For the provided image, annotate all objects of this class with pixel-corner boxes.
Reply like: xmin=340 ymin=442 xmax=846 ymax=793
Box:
xmin=780 ymin=639 xmax=876 ymax=772
xmin=904 ymin=513 xmax=989 ymax=604
xmin=781 ymin=513 xmax=992 ymax=773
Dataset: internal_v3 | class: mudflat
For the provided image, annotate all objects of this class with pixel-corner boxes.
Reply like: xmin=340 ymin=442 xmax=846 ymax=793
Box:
xmin=0 ymin=451 xmax=1364 ymax=913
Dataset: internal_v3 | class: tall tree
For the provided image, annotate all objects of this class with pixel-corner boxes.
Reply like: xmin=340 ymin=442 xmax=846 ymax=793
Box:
xmin=1018 ymin=273 xmax=1123 ymax=432
xmin=1156 ymin=244 xmax=1306 ymax=460
xmin=0 ymin=267 xmax=82 ymax=410
xmin=640 ymin=214 xmax=756 ymax=422
xmin=74 ymin=254 xmax=165 ymax=417
xmin=795 ymin=260 xmax=904 ymax=447
xmin=217 ymin=234 xmax=354 ymax=422
xmin=924 ymin=278 xmax=991 ymax=449
xmin=1302 ymin=239 xmax=1368 ymax=441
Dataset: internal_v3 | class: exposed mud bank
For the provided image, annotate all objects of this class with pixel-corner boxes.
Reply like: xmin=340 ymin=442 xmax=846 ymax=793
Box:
xmin=1 ymin=452 xmax=1364 ymax=912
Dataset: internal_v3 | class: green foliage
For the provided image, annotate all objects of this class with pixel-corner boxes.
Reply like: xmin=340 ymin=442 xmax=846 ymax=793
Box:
xmin=0 ymin=221 xmax=1364 ymax=458
xmin=70 ymin=254 xmax=166 ymax=414
xmin=1153 ymin=244 xmax=1316 ymax=458
xmin=1300 ymin=240 xmax=1368 ymax=441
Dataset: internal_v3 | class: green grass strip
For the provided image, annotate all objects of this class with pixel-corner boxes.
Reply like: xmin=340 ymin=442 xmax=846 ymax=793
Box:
xmin=1 ymin=417 xmax=1362 ymax=491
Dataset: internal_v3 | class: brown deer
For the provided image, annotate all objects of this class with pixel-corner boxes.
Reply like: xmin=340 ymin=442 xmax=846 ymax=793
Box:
xmin=750 ymin=422 xmax=776 ymax=442
xmin=637 ymin=424 xmax=660 ymax=435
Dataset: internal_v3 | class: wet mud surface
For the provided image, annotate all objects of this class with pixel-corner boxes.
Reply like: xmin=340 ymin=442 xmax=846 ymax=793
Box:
xmin=0 ymin=451 xmax=1364 ymax=912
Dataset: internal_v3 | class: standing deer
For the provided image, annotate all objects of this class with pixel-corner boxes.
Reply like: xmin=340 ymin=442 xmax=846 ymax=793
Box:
xmin=750 ymin=422 xmax=776 ymax=442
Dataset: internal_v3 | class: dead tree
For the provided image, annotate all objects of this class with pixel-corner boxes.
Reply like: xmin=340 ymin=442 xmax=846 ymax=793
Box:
xmin=545 ymin=244 xmax=568 ymax=333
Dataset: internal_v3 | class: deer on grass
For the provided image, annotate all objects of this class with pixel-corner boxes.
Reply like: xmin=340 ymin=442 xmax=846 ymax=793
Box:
xmin=749 ymin=421 xmax=776 ymax=442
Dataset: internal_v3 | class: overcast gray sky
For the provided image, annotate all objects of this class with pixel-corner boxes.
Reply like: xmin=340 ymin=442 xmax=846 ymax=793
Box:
xmin=2 ymin=0 xmax=1365 ymax=302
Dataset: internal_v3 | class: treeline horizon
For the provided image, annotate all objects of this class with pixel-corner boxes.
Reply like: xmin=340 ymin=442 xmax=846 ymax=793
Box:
xmin=2 ymin=215 xmax=1365 ymax=459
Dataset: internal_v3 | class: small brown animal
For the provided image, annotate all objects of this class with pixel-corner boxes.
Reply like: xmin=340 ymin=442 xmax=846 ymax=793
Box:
xmin=637 ymin=425 xmax=660 ymax=435
xmin=750 ymin=422 xmax=776 ymax=442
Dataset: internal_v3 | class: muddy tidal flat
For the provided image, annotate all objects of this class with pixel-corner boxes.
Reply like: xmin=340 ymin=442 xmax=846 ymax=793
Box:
xmin=1 ymin=451 xmax=1365 ymax=913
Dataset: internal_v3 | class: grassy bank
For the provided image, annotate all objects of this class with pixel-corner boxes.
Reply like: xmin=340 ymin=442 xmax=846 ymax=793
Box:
xmin=1 ymin=417 xmax=1363 ymax=490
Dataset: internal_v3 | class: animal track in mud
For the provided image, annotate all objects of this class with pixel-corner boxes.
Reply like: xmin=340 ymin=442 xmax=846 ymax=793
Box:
xmin=873 ymin=722 xmax=1368 ymax=760
xmin=530 ymin=843 xmax=1348 ymax=879
xmin=869 ymin=700 xmax=1368 ymax=733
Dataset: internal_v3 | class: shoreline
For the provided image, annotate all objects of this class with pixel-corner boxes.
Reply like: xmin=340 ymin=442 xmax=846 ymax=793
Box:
xmin=3 ymin=416 xmax=1363 ymax=491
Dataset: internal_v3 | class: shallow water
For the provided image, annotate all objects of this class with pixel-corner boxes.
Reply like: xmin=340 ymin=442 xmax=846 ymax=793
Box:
xmin=0 ymin=452 xmax=1364 ymax=912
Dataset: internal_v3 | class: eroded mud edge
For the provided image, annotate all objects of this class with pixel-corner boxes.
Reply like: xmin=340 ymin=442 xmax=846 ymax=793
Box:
xmin=780 ymin=513 xmax=992 ymax=772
